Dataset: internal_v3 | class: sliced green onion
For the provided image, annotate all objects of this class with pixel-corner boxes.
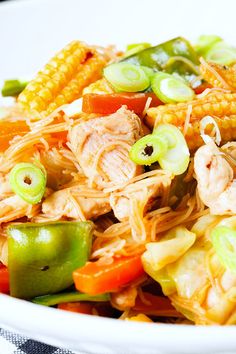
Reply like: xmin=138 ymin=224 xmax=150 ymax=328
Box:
xmin=124 ymin=42 xmax=151 ymax=57
xmin=153 ymin=124 xmax=190 ymax=175
xmin=129 ymin=134 xmax=168 ymax=166
xmin=32 ymin=291 xmax=110 ymax=307
xmin=103 ymin=63 xmax=150 ymax=92
xmin=151 ymin=72 xmax=195 ymax=104
xmin=205 ymin=42 xmax=236 ymax=65
xmin=140 ymin=66 xmax=156 ymax=80
xmin=9 ymin=163 xmax=47 ymax=204
xmin=195 ymin=35 xmax=222 ymax=56
xmin=211 ymin=226 xmax=236 ymax=273
xmin=1 ymin=79 xmax=28 ymax=97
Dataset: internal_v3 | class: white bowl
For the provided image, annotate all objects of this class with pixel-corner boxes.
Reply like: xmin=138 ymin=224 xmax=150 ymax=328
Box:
xmin=1 ymin=0 xmax=236 ymax=353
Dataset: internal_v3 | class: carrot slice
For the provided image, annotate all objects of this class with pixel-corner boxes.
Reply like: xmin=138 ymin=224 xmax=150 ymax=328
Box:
xmin=0 ymin=121 xmax=29 ymax=152
xmin=73 ymin=256 xmax=145 ymax=295
xmin=82 ymin=93 xmax=163 ymax=115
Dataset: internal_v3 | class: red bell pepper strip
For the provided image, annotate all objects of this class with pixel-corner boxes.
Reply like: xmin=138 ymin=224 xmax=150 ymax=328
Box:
xmin=193 ymin=82 xmax=212 ymax=95
xmin=58 ymin=302 xmax=93 ymax=315
xmin=133 ymin=292 xmax=181 ymax=317
xmin=73 ymin=255 xmax=145 ymax=295
xmin=82 ymin=93 xmax=163 ymax=115
xmin=0 ymin=264 xmax=9 ymax=294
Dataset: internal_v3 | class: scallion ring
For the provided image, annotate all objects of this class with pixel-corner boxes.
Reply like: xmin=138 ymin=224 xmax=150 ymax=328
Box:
xmin=151 ymin=72 xmax=195 ymax=104
xmin=103 ymin=63 xmax=150 ymax=92
xmin=129 ymin=134 xmax=168 ymax=166
xmin=9 ymin=163 xmax=47 ymax=204
xmin=205 ymin=42 xmax=236 ymax=66
xmin=153 ymin=124 xmax=190 ymax=175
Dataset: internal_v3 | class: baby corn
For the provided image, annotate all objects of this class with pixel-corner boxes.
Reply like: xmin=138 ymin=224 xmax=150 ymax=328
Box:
xmin=200 ymin=60 xmax=236 ymax=91
xmin=147 ymin=92 xmax=236 ymax=126
xmin=146 ymin=92 xmax=236 ymax=150
xmin=18 ymin=41 xmax=108 ymax=120
xmin=82 ymin=78 xmax=114 ymax=95
xmin=184 ymin=115 xmax=236 ymax=150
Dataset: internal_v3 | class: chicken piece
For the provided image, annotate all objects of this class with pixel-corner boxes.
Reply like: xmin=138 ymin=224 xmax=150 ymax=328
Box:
xmin=110 ymin=171 xmax=172 ymax=242
xmin=42 ymin=187 xmax=111 ymax=221
xmin=69 ymin=106 xmax=143 ymax=188
xmin=110 ymin=171 xmax=172 ymax=221
xmin=0 ymin=195 xmax=40 ymax=224
xmin=194 ymin=142 xmax=236 ymax=214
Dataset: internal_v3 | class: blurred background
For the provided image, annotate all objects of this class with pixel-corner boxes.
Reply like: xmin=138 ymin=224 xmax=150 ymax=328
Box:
xmin=0 ymin=0 xmax=235 ymax=79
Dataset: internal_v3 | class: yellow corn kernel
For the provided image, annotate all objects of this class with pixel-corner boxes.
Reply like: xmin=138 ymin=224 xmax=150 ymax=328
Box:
xmin=200 ymin=60 xmax=236 ymax=91
xmin=18 ymin=41 xmax=108 ymax=120
xmin=126 ymin=314 xmax=153 ymax=322
xmin=82 ymin=78 xmax=114 ymax=95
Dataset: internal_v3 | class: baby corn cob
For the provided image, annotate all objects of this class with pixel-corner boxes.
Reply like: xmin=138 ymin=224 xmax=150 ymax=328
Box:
xmin=200 ymin=59 xmax=236 ymax=91
xmin=82 ymin=78 xmax=114 ymax=95
xmin=147 ymin=92 xmax=236 ymax=126
xmin=146 ymin=92 xmax=236 ymax=150
xmin=183 ymin=115 xmax=236 ymax=150
xmin=18 ymin=41 xmax=108 ymax=120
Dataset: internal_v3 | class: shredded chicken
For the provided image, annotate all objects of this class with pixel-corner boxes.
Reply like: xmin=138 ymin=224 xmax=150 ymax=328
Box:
xmin=69 ymin=106 xmax=143 ymax=188
xmin=42 ymin=187 xmax=111 ymax=221
xmin=194 ymin=142 xmax=236 ymax=214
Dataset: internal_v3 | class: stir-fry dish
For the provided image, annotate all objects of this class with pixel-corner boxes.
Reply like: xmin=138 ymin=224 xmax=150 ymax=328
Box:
xmin=1 ymin=35 xmax=236 ymax=325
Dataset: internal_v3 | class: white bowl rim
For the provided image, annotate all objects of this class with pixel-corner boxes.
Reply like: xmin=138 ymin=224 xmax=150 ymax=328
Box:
xmin=1 ymin=293 xmax=236 ymax=353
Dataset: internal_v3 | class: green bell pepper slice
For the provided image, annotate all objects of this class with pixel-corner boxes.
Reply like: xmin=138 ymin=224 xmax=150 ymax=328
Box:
xmin=32 ymin=291 xmax=110 ymax=306
xmin=122 ymin=37 xmax=200 ymax=84
xmin=7 ymin=221 xmax=93 ymax=299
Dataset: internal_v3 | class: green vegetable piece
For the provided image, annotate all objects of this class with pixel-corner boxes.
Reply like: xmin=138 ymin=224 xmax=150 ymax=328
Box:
xmin=141 ymin=66 xmax=156 ymax=80
xmin=1 ymin=79 xmax=28 ymax=97
xmin=129 ymin=134 xmax=168 ymax=166
xmin=9 ymin=163 xmax=46 ymax=205
xmin=32 ymin=291 xmax=110 ymax=306
xmin=211 ymin=226 xmax=236 ymax=273
xmin=103 ymin=63 xmax=150 ymax=92
xmin=124 ymin=42 xmax=151 ymax=58
xmin=126 ymin=42 xmax=151 ymax=51
xmin=151 ymin=72 xmax=195 ymax=104
xmin=195 ymin=35 xmax=222 ymax=56
xmin=8 ymin=221 xmax=93 ymax=299
xmin=122 ymin=37 xmax=199 ymax=84
xmin=153 ymin=124 xmax=190 ymax=175
xmin=205 ymin=42 xmax=236 ymax=65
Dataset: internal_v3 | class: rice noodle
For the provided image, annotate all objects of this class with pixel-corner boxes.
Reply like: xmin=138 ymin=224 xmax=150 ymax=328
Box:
xmin=1 ymin=45 xmax=235 ymax=326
